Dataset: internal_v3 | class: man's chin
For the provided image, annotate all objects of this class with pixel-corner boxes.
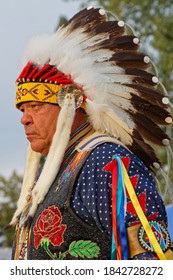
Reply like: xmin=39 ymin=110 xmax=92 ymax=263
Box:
xmin=30 ymin=142 xmax=49 ymax=156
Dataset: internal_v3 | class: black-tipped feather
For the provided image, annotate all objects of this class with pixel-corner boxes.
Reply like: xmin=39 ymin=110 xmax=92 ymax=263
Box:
xmin=130 ymin=138 xmax=160 ymax=170
xmin=127 ymin=83 xmax=166 ymax=107
xmin=131 ymin=94 xmax=171 ymax=124
xmin=63 ymin=8 xmax=106 ymax=31
xmin=132 ymin=113 xmax=169 ymax=146
xmin=111 ymin=52 xmax=149 ymax=69
xmin=92 ymin=35 xmax=140 ymax=51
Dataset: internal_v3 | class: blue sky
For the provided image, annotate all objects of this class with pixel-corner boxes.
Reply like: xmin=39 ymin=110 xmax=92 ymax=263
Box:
xmin=0 ymin=0 xmax=88 ymax=176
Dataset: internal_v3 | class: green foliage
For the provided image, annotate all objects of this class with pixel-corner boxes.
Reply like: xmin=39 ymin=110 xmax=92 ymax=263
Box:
xmin=0 ymin=171 xmax=22 ymax=247
xmin=59 ymin=240 xmax=100 ymax=259
xmin=68 ymin=240 xmax=100 ymax=258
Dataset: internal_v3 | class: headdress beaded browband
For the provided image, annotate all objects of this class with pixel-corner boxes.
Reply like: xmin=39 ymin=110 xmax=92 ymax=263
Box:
xmin=10 ymin=6 xmax=172 ymax=226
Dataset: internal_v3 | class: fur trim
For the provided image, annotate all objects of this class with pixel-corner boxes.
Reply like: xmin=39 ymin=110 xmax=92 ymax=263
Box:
xmin=10 ymin=145 xmax=41 ymax=226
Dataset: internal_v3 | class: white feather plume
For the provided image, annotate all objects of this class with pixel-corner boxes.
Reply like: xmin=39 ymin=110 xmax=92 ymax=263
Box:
xmin=85 ymin=98 xmax=133 ymax=145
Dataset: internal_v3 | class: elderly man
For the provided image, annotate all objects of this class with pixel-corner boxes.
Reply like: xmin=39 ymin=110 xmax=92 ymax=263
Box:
xmin=10 ymin=7 xmax=173 ymax=260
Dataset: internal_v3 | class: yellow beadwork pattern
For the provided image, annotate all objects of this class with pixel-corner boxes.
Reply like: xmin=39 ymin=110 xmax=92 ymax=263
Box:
xmin=16 ymin=82 xmax=62 ymax=107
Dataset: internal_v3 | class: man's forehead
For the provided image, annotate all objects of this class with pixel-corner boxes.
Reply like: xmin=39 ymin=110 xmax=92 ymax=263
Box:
xmin=18 ymin=101 xmax=44 ymax=109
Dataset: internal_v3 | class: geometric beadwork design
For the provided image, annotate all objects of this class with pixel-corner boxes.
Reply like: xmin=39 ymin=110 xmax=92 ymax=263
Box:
xmin=16 ymin=82 xmax=62 ymax=107
xmin=138 ymin=221 xmax=171 ymax=252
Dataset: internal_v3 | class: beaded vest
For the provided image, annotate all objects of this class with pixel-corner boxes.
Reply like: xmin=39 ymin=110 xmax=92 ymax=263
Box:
xmin=12 ymin=134 xmax=114 ymax=260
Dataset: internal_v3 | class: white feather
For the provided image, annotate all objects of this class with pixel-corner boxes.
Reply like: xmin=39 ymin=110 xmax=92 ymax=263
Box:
xmin=85 ymin=98 xmax=133 ymax=145
xmin=21 ymin=34 xmax=55 ymax=67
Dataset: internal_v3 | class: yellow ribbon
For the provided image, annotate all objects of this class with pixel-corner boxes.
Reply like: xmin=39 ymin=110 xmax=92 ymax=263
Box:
xmin=122 ymin=162 xmax=167 ymax=260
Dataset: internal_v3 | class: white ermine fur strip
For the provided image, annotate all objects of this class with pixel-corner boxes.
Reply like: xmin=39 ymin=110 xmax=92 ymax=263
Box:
xmin=10 ymin=145 xmax=41 ymax=226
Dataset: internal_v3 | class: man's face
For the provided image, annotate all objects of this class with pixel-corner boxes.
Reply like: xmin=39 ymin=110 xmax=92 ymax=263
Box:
xmin=19 ymin=101 xmax=61 ymax=155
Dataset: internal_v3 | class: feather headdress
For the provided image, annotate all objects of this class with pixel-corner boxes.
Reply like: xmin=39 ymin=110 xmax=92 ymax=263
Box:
xmin=10 ymin=6 xmax=172 ymax=225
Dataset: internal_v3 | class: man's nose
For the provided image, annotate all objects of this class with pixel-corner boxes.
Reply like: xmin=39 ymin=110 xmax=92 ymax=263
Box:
xmin=21 ymin=111 xmax=33 ymax=126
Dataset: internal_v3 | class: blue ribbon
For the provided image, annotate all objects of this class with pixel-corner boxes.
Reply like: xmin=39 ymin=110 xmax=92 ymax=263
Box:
xmin=111 ymin=156 xmax=128 ymax=260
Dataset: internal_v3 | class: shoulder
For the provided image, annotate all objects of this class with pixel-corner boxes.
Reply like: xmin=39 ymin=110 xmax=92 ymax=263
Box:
xmin=85 ymin=142 xmax=149 ymax=176
xmin=81 ymin=142 xmax=167 ymax=224
xmin=86 ymin=142 xmax=132 ymax=167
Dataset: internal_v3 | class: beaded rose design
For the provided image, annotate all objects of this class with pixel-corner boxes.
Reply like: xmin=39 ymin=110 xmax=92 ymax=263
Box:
xmin=33 ymin=205 xmax=100 ymax=260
